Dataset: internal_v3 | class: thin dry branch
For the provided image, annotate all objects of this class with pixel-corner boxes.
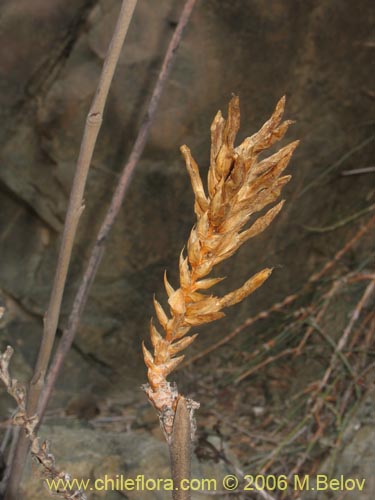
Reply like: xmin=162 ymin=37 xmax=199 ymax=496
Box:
xmin=300 ymin=135 xmax=374 ymax=195
xmin=311 ymin=279 xmax=375 ymax=414
xmin=7 ymin=1 xmax=138 ymax=496
xmin=341 ymin=166 xmax=375 ymax=176
xmin=281 ymin=279 xmax=375 ymax=480
xmin=302 ymin=203 xmax=375 ymax=233
xmin=38 ymin=0 xmax=198 ymax=422
xmin=235 ymin=348 xmax=296 ymax=383
xmin=30 ymin=0 xmax=138 ymax=414
xmin=143 ymin=96 xmax=298 ymax=439
xmin=309 ymin=213 xmax=375 ymax=283
xmin=0 ymin=348 xmax=86 ymax=500
xmin=296 ymin=278 xmax=344 ymax=354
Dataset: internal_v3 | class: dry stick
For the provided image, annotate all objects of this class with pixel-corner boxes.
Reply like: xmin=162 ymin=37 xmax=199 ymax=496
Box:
xmin=5 ymin=1 xmax=138 ymax=497
xmin=288 ymin=280 xmax=375 ymax=479
xmin=308 ymin=213 xmax=375 ymax=283
xmin=348 ymin=310 xmax=374 ymax=352
xmin=347 ymin=272 xmax=375 ymax=283
xmin=311 ymin=279 xmax=375 ymax=415
xmin=341 ymin=166 xmax=375 ymax=176
xmin=29 ymin=0 xmax=138 ymax=421
xmin=169 ymin=398 xmax=191 ymax=500
xmin=240 ymin=277 xmax=374 ymax=474
xmin=296 ymin=277 xmax=343 ymax=355
xmin=302 ymin=203 xmax=375 ymax=233
xmin=300 ymin=135 xmax=374 ymax=195
xmin=183 ymin=214 xmax=375 ymax=368
xmin=38 ymin=0 xmax=198 ymax=421
xmin=298 ymin=271 xmax=375 ymax=358
xmin=339 ymin=312 xmax=374 ymax=416
xmin=235 ymin=348 xmax=296 ymax=384
xmin=362 ymin=313 xmax=375 ymax=367
xmin=308 ymin=320 xmax=359 ymax=383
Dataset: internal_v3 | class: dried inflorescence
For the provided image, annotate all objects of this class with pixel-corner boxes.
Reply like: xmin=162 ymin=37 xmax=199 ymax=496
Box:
xmin=0 ymin=347 xmax=86 ymax=500
xmin=143 ymin=96 xmax=298 ymax=436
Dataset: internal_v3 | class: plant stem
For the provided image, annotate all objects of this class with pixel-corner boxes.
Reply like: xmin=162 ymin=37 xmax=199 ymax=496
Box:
xmin=302 ymin=203 xmax=375 ymax=233
xmin=312 ymin=279 xmax=375 ymax=414
xmin=5 ymin=2 xmax=138 ymax=497
xmin=300 ymin=135 xmax=374 ymax=195
xmin=38 ymin=0 xmax=197 ymax=421
xmin=169 ymin=397 xmax=192 ymax=500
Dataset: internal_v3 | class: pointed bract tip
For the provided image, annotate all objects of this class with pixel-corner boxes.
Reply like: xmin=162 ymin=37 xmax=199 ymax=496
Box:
xmin=142 ymin=342 xmax=154 ymax=369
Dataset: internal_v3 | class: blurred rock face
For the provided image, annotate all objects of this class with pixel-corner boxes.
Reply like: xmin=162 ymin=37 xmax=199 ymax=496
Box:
xmin=21 ymin=422 xmax=236 ymax=499
xmin=0 ymin=0 xmax=372 ymax=400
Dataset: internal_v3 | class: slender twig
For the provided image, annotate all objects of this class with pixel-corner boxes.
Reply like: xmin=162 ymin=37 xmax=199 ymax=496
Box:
xmin=307 ymin=319 xmax=358 ymax=382
xmin=259 ymin=419 xmax=308 ymax=473
xmin=6 ymin=2 xmax=138 ymax=497
xmin=296 ymin=277 xmax=343 ymax=354
xmin=302 ymin=204 xmax=375 ymax=233
xmin=39 ymin=0 xmax=198 ymax=421
xmin=312 ymin=280 xmax=375 ymax=413
xmin=300 ymin=136 xmax=374 ymax=195
xmin=272 ymin=281 xmax=375 ymax=476
xmin=309 ymin=214 xmax=375 ymax=283
xmin=235 ymin=348 xmax=296 ymax=383
xmin=339 ymin=315 xmax=374 ymax=416
xmin=341 ymin=166 xmax=375 ymax=176
xmin=347 ymin=272 xmax=375 ymax=283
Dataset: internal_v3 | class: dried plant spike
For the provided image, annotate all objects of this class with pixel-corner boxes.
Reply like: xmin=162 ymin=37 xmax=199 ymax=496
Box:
xmin=143 ymin=96 xmax=298 ymax=438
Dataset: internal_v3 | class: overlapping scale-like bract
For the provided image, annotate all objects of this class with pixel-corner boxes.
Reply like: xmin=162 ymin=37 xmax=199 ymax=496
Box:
xmin=143 ymin=96 xmax=298 ymax=416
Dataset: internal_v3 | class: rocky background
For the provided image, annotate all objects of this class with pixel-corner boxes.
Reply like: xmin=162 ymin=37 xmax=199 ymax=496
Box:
xmin=0 ymin=1 xmax=373 ymax=499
